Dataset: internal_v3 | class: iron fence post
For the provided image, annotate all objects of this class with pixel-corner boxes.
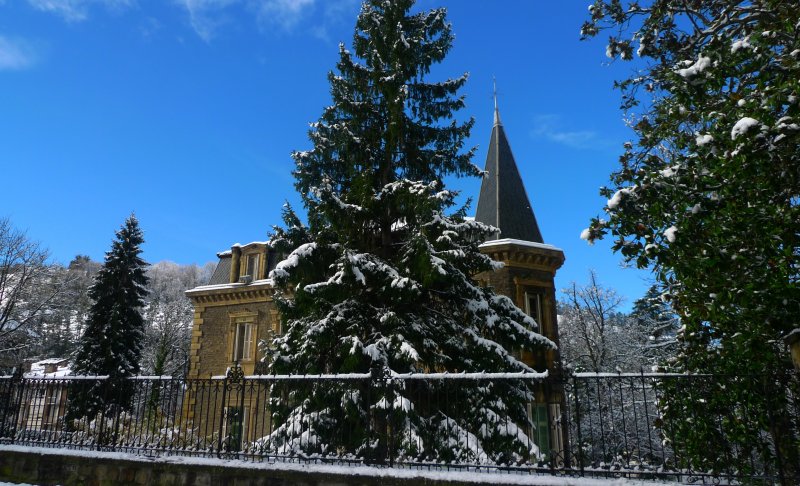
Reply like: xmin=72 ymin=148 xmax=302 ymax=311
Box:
xmin=558 ymin=377 xmax=571 ymax=470
xmin=0 ymin=379 xmax=7 ymax=441
xmin=237 ymin=373 xmax=246 ymax=456
xmin=97 ymin=377 xmax=112 ymax=451
xmin=217 ymin=371 xmax=229 ymax=458
xmin=7 ymin=367 xmax=25 ymax=444
xmin=383 ymin=371 xmax=394 ymax=467
xmin=572 ymin=375 xmax=584 ymax=476
xmin=544 ymin=379 xmax=555 ymax=474
xmin=365 ymin=369 xmax=373 ymax=466
xmin=763 ymin=374 xmax=788 ymax=486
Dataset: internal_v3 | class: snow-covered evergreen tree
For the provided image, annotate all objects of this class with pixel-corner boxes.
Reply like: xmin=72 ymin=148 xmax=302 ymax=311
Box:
xmin=264 ymin=0 xmax=555 ymax=464
xmin=67 ymin=215 xmax=149 ymax=421
xmin=630 ymin=285 xmax=679 ymax=368
xmin=581 ymin=0 xmax=799 ymax=475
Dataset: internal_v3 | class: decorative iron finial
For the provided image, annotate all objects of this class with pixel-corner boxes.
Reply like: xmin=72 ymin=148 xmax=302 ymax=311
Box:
xmin=226 ymin=361 xmax=244 ymax=383
xmin=493 ymin=76 xmax=502 ymax=126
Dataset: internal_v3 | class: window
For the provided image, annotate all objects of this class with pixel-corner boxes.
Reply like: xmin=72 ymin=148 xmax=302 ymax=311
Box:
xmin=525 ymin=292 xmax=542 ymax=327
xmin=245 ymin=253 xmax=260 ymax=279
xmin=529 ymin=403 xmax=551 ymax=460
xmin=225 ymin=406 xmax=248 ymax=452
xmin=233 ymin=320 xmax=254 ymax=362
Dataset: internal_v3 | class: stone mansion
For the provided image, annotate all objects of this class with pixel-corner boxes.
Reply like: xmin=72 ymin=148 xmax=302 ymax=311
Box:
xmin=184 ymin=105 xmax=567 ymax=456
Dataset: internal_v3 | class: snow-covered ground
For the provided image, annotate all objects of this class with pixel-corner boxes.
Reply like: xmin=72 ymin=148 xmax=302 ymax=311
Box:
xmin=0 ymin=445 xmax=681 ymax=485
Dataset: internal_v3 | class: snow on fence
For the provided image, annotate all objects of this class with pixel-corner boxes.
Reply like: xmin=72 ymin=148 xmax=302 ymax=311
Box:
xmin=0 ymin=369 xmax=797 ymax=484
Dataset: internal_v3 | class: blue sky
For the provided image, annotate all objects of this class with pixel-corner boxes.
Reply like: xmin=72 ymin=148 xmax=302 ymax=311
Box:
xmin=0 ymin=0 xmax=652 ymax=307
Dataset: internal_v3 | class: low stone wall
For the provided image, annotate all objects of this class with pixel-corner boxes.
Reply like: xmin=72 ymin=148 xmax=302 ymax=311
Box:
xmin=2 ymin=446 xmax=397 ymax=486
xmin=0 ymin=445 xmax=651 ymax=486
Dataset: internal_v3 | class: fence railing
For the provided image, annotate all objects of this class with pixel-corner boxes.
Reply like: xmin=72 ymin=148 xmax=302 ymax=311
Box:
xmin=1 ymin=368 xmax=798 ymax=484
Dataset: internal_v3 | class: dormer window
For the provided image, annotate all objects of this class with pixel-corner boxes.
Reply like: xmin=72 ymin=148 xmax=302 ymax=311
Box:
xmin=245 ymin=253 xmax=260 ymax=280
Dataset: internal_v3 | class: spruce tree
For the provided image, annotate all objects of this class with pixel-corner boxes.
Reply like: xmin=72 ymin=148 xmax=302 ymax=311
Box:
xmin=67 ymin=215 xmax=148 ymax=421
xmin=630 ymin=285 xmax=679 ymax=368
xmin=265 ymin=0 xmax=555 ymax=464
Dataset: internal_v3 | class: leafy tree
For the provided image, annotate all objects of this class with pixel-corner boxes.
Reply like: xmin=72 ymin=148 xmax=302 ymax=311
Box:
xmin=265 ymin=0 xmax=555 ymax=464
xmin=581 ymin=0 xmax=799 ymax=479
xmin=67 ymin=215 xmax=149 ymax=421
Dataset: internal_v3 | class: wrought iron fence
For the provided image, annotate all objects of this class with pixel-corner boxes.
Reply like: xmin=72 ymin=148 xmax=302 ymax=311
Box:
xmin=566 ymin=371 xmax=800 ymax=485
xmin=1 ymin=369 xmax=797 ymax=484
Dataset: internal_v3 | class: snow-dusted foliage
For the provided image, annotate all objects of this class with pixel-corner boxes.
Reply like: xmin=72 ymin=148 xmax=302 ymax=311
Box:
xmin=67 ymin=215 xmax=149 ymax=421
xmin=582 ymin=0 xmax=800 ymax=476
xmin=141 ymin=261 xmax=213 ymax=377
xmin=264 ymin=0 xmax=554 ymax=464
xmin=558 ymin=271 xmax=677 ymax=372
xmin=629 ymin=285 xmax=680 ymax=368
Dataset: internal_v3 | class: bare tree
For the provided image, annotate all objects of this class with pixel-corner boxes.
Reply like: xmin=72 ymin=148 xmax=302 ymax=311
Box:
xmin=0 ymin=218 xmax=66 ymax=369
xmin=558 ymin=270 xmax=647 ymax=372
xmin=141 ymin=261 xmax=213 ymax=376
xmin=33 ymin=256 xmax=101 ymax=359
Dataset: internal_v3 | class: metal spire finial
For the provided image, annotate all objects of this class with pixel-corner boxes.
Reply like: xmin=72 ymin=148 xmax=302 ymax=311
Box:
xmin=493 ymin=76 xmax=502 ymax=126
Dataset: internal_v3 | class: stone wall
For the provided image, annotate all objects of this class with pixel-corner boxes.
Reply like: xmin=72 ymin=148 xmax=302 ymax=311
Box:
xmin=192 ymin=301 xmax=275 ymax=378
xmin=186 ymin=281 xmax=278 ymax=381
xmin=0 ymin=446 xmax=575 ymax=486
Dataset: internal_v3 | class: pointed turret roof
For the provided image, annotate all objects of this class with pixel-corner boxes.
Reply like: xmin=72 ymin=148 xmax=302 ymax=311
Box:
xmin=475 ymin=102 xmax=544 ymax=243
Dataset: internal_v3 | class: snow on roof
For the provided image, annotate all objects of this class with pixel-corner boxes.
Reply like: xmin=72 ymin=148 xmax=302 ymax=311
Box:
xmin=35 ymin=358 xmax=69 ymax=365
xmin=785 ymin=328 xmax=800 ymax=344
xmin=25 ymin=358 xmax=71 ymax=378
xmin=479 ymin=238 xmax=562 ymax=252
xmin=217 ymin=241 xmax=270 ymax=257
xmin=224 ymin=371 xmax=548 ymax=381
xmin=186 ymin=278 xmax=274 ymax=294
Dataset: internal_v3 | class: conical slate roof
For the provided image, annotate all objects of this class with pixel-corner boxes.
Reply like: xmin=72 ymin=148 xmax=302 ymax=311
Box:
xmin=475 ymin=106 xmax=544 ymax=243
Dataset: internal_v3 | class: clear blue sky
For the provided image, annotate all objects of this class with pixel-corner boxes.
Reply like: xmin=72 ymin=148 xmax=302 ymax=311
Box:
xmin=0 ymin=0 xmax=652 ymax=307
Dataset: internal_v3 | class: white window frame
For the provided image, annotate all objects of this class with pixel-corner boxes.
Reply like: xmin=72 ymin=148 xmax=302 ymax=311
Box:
xmin=245 ymin=253 xmax=260 ymax=279
xmin=233 ymin=320 xmax=254 ymax=362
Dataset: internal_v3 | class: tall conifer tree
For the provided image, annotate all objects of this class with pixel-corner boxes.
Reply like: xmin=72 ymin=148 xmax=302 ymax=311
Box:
xmin=68 ymin=215 xmax=148 ymax=420
xmin=266 ymin=0 xmax=555 ymax=463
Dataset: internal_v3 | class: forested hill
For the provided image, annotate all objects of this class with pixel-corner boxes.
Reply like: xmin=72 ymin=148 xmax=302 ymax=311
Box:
xmin=0 ymin=251 xmax=215 ymax=375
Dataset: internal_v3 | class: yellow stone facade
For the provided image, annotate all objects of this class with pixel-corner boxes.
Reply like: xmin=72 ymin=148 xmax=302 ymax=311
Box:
xmin=183 ymin=243 xmax=279 ymax=438
xmin=186 ymin=240 xmax=564 ymax=381
xmin=186 ymin=242 xmax=279 ymax=379
xmin=184 ymin=238 xmax=566 ymax=454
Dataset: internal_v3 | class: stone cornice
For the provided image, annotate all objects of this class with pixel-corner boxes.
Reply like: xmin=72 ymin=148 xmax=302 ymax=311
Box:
xmin=479 ymin=242 xmax=565 ymax=272
xmin=186 ymin=280 xmax=274 ymax=306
